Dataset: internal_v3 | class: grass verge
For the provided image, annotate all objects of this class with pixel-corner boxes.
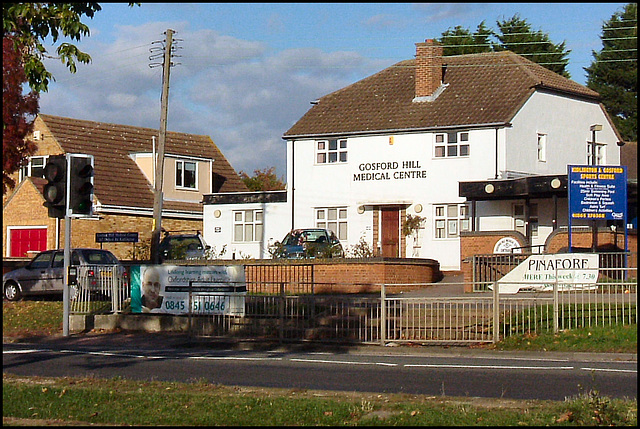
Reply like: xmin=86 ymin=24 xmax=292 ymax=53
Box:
xmin=3 ymin=374 xmax=637 ymax=426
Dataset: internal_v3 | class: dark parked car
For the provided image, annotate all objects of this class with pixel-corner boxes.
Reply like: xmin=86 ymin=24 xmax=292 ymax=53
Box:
xmin=3 ymin=248 xmax=125 ymax=301
xmin=159 ymin=232 xmax=210 ymax=261
xmin=276 ymin=228 xmax=344 ymax=259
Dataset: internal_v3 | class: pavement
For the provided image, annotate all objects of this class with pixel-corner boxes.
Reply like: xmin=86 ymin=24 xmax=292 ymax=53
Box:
xmin=4 ymin=330 xmax=636 ymax=363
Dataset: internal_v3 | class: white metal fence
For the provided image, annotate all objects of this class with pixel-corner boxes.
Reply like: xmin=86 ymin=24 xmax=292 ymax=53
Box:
xmin=73 ymin=253 xmax=636 ymax=345
xmin=70 ymin=265 xmax=129 ymax=314
xmin=185 ymin=273 xmax=635 ymax=344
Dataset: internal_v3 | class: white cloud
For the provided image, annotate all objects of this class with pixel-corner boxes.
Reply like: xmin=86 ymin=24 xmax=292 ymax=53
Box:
xmin=39 ymin=24 xmax=382 ymax=178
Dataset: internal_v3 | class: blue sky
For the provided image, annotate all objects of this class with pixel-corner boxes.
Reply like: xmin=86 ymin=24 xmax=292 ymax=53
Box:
xmin=39 ymin=3 xmax=630 ymax=177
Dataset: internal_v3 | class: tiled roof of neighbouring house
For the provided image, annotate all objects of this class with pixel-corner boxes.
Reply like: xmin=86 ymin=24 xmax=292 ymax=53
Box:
xmin=38 ymin=114 xmax=247 ymax=213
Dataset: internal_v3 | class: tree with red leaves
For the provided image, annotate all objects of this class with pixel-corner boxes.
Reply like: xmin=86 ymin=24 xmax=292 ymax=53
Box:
xmin=239 ymin=167 xmax=286 ymax=191
xmin=3 ymin=36 xmax=39 ymax=195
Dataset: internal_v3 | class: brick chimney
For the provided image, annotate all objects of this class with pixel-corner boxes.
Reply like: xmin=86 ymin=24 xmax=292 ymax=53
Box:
xmin=414 ymin=39 xmax=444 ymax=101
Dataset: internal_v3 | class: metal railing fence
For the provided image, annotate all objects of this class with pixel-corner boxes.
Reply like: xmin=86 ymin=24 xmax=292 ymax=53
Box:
xmin=471 ymin=251 xmax=636 ymax=292
xmin=70 ymin=253 xmax=636 ymax=345
xmin=185 ymin=271 xmax=635 ymax=344
xmin=70 ymin=265 xmax=129 ymax=315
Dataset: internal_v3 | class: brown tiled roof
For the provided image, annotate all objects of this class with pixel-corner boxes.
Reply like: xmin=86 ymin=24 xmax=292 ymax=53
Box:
xmin=284 ymin=51 xmax=600 ymax=138
xmin=39 ymin=114 xmax=247 ymax=214
xmin=621 ymin=141 xmax=637 ymax=181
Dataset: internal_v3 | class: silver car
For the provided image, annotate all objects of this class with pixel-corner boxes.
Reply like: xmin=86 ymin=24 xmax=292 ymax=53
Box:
xmin=3 ymin=248 xmax=125 ymax=301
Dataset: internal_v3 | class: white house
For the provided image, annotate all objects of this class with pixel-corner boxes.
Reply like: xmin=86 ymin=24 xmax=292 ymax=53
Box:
xmin=203 ymin=39 xmax=624 ymax=270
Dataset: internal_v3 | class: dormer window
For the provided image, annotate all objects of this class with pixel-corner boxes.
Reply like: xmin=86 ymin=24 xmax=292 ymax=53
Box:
xmin=176 ymin=160 xmax=197 ymax=189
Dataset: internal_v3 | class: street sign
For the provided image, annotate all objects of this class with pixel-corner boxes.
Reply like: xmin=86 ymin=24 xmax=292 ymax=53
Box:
xmin=96 ymin=232 xmax=139 ymax=243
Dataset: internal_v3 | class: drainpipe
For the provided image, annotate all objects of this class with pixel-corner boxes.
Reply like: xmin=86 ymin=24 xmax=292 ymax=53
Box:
xmin=495 ymin=128 xmax=499 ymax=179
xmin=291 ymin=141 xmax=295 ymax=230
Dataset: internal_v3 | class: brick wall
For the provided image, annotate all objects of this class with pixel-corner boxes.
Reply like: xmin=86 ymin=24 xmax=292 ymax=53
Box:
xmin=243 ymin=258 xmax=443 ymax=294
xmin=3 ymin=183 xmax=202 ymax=260
xmin=460 ymin=229 xmax=637 ymax=290
xmin=2 ymin=180 xmax=57 ymax=255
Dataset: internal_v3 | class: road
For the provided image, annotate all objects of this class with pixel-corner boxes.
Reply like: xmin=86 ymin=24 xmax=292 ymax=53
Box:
xmin=3 ymin=337 xmax=636 ymax=401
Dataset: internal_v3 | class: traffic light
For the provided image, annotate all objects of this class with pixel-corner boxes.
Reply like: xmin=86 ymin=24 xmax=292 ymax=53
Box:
xmin=68 ymin=154 xmax=94 ymax=216
xmin=42 ymin=154 xmax=68 ymax=219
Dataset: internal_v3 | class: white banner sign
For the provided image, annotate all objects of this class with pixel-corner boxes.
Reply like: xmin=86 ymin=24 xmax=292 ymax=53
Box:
xmin=131 ymin=265 xmax=246 ymax=315
xmin=489 ymin=253 xmax=599 ymax=294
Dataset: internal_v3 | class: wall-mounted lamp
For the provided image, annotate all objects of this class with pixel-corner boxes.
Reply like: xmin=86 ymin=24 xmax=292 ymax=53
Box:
xmin=590 ymin=124 xmax=602 ymax=166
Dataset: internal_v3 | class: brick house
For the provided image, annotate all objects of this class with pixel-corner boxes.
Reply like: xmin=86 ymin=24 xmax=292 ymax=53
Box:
xmin=3 ymin=114 xmax=247 ymax=259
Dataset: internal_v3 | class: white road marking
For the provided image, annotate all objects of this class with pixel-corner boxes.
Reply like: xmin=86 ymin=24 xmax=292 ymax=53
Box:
xmin=581 ymin=367 xmax=637 ymax=374
xmin=290 ymin=358 xmax=397 ymax=367
xmin=404 ymin=364 xmax=575 ymax=370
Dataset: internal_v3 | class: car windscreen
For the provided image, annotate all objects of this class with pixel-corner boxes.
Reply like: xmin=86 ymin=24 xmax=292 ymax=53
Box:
xmin=78 ymin=249 xmax=118 ymax=265
xmin=29 ymin=252 xmax=54 ymax=269
xmin=171 ymin=237 xmax=203 ymax=249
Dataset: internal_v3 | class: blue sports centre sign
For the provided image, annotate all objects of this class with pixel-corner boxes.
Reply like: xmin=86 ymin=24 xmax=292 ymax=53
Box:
xmin=568 ymin=165 xmax=627 ymax=221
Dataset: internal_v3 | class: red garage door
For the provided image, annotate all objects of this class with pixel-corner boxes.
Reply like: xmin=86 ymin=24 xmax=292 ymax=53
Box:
xmin=9 ymin=228 xmax=47 ymax=257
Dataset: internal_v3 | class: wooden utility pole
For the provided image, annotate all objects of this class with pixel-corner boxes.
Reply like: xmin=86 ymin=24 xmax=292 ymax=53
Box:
xmin=150 ymin=29 xmax=175 ymax=264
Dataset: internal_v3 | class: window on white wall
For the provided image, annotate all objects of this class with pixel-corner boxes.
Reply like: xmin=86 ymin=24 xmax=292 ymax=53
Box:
xmin=434 ymin=132 xmax=469 ymax=158
xmin=434 ymin=204 xmax=469 ymax=238
xmin=514 ymin=203 xmax=538 ymax=237
xmin=316 ymin=207 xmax=348 ymax=240
xmin=233 ymin=210 xmax=263 ymax=242
xmin=316 ymin=139 xmax=347 ymax=164
xmin=587 ymin=142 xmax=606 ymax=165
xmin=537 ymin=133 xmax=547 ymax=162
xmin=176 ymin=160 xmax=197 ymax=189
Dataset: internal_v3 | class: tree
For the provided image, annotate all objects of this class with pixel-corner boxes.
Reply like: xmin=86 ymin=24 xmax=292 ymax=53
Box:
xmin=440 ymin=21 xmax=495 ymax=56
xmin=3 ymin=3 xmax=138 ymax=193
xmin=585 ymin=3 xmax=637 ymax=142
xmin=239 ymin=167 xmax=285 ymax=191
xmin=496 ymin=15 xmax=570 ymax=77
xmin=3 ymin=36 xmax=39 ymax=194
xmin=2 ymin=3 xmax=105 ymax=93
xmin=439 ymin=14 xmax=571 ymax=77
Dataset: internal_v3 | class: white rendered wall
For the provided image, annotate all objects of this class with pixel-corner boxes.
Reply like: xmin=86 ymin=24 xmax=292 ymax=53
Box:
xmin=203 ymin=201 xmax=289 ymax=260
xmin=287 ymin=128 xmax=503 ymax=270
xmin=505 ymin=92 xmax=620 ymax=176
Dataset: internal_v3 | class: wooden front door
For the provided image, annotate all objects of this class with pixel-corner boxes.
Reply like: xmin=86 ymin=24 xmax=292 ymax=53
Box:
xmin=381 ymin=208 xmax=400 ymax=257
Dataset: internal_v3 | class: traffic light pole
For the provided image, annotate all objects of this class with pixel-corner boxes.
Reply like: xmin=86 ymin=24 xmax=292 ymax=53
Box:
xmin=63 ymin=213 xmax=71 ymax=336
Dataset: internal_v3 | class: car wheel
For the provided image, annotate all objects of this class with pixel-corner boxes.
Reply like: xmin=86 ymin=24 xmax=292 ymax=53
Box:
xmin=4 ymin=282 xmax=22 ymax=301
xmin=70 ymin=285 xmax=79 ymax=300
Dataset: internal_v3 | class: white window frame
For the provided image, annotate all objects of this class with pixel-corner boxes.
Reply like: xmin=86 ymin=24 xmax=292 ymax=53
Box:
xmin=434 ymin=131 xmax=469 ymax=158
xmin=20 ymin=156 xmax=48 ymax=181
xmin=434 ymin=203 xmax=470 ymax=239
xmin=316 ymin=139 xmax=347 ymax=164
xmin=233 ymin=210 xmax=263 ymax=242
xmin=537 ymin=133 xmax=547 ymax=162
xmin=176 ymin=160 xmax=198 ymax=189
xmin=586 ymin=142 xmax=606 ymax=165
xmin=315 ymin=207 xmax=348 ymax=240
